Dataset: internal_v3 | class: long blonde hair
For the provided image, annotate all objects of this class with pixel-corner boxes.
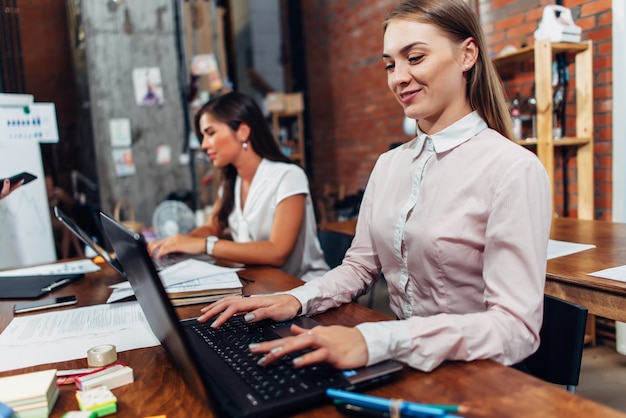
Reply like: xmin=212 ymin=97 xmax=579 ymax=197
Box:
xmin=384 ymin=0 xmax=514 ymax=140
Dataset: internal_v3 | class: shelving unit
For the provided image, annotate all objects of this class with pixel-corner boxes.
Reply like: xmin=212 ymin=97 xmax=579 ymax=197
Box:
xmin=493 ymin=39 xmax=594 ymax=220
xmin=272 ymin=110 xmax=305 ymax=168
xmin=266 ymin=92 xmax=306 ymax=170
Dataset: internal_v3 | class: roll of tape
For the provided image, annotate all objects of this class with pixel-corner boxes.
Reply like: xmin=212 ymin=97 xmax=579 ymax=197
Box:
xmin=87 ymin=344 xmax=117 ymax=367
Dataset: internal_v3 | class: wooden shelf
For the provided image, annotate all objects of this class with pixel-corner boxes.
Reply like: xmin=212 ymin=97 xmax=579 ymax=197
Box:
xmin=267 ymin=92 xmax=306 ymax=170
xmin=272 ymin=110 xmax=305 ymax=170
xmin=494 ymin=39 xmax=594 ymax=220
xmin=493 ymin=41 xmax=591 ymax=67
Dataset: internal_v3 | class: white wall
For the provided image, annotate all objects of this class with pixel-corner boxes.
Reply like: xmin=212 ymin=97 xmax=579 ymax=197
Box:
xmin=0 ymin=139 xmax=57 ymax=268
xmin=613 ymin=0 xmax=625 ymax=222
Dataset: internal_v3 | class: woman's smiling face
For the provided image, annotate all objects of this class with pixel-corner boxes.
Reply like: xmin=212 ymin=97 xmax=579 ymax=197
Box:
xmin=383 ymin=19 xmax=473 ymax=134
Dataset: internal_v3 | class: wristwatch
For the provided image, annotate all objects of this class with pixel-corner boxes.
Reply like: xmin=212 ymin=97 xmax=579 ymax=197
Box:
xmin=205 ymin=236 xmax=218 ymax=256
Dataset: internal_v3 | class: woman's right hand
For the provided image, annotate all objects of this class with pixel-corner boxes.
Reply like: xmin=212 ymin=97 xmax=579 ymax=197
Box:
xmin=198 ymin=294 xmax=302 ymax=328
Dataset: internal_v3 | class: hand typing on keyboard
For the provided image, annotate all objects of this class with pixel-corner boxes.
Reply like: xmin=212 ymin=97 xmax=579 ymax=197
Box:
xmin=148 ymin=234 xmax=205 ymax=259
xmin=197 ymin=294 xmax=369 ymax=370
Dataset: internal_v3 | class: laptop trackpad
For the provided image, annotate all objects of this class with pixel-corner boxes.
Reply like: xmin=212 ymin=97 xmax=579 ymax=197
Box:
xmin=271 ymin=316 xmax=322 ymax=338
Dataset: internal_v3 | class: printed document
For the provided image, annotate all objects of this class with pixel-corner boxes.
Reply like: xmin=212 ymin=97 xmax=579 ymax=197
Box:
xmin=0 ymin=301 xmax=159 ymax=372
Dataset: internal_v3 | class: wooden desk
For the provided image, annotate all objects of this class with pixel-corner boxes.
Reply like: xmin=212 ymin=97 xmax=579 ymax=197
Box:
xmin=0 ymin=264 xmax=624 ymax=417
xmin=546 ymin=217 xmax=626 ymax=323
xmin=320 ymin=218 xmax=626 ymax=323
xmin=318 ymin=219 xmax=357 ymax=237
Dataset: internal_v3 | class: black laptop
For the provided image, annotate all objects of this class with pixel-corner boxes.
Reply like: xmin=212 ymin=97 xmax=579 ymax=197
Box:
xmin=54 ymin=206 xmax=126 ymax=277
xmin=55 ymin=206 xmax=214 ymax=276
xmin=100 ymin=211 xmax=403 ymax=418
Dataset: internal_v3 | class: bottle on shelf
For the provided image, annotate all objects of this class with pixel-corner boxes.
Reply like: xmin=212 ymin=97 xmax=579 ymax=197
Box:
xmin=511 ymin=96 xmax=522 ymax=140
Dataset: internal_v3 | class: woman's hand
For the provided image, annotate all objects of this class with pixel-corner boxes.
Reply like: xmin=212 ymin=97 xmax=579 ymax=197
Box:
xmin=147 ymin=234 xmax=205 ymax=257
xmin=198 ymin=294 xmax=302 ymax=327
xmin=252 ymin=324 xmax=368 ymax=370
xmin=198 ymin=294 xmax=369 ymax=370
xmin=0 ymin=178 xmax=20 ymax=200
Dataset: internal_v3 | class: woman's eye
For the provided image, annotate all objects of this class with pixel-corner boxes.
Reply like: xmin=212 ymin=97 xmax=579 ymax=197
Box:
xmin=384 ymin=63 xmax=395 ymax=72
xmin=408 ymin=55 xmax=423 ymax=64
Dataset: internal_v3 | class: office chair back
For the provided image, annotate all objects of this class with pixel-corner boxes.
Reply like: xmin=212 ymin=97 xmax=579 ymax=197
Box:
xmin=317 ymin=230 xmax=353 ymax=269
xmin=524 ymin=294 xmax=588 ymax=393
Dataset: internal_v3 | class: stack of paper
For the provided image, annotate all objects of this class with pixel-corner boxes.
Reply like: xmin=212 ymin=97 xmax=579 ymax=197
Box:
xmin=0 ymin=369 xmax=59 ymax=417
xmin=107 ymin=259 xmax=243 ymax=305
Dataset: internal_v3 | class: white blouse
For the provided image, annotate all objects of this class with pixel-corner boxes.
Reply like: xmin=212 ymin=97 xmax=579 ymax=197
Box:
xmin=229 ymin=159 xmax=328 ymax=281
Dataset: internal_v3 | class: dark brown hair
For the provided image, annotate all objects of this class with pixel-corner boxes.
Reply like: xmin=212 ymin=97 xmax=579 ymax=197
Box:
xmin=194 ymin=91 xmax=295 ymax=230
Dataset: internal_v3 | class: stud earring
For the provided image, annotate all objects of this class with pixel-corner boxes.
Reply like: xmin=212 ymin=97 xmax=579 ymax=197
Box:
xmin=242 ymin=141 xmax=248 ymax=149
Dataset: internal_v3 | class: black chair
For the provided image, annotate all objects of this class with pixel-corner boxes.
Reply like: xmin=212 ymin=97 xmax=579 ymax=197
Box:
xmin=524 ymin=294 xmax=588 ymax=393
xmin=317 ymin=229 xmax=384 ymax=310
xmin=317 ymin=229 xmax=353 ymax=269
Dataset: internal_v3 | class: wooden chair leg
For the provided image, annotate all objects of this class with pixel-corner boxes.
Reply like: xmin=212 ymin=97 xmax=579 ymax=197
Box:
xmin=584 ymin=313 xmax=596 ymax=346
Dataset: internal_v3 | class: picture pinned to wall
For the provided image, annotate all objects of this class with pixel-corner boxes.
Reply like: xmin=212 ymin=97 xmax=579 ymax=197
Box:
xmin=132 ymin=67 xmax=164 ymax=106
xmin=156 ymin=145 xmax=171 ymax=165
xmin=109 ymin=118 xmax=132 ymax=147
xmin=190 ymin=54 xmax=224 ymax=92
xmin=113 ymin=148 xmax=136 ymax=177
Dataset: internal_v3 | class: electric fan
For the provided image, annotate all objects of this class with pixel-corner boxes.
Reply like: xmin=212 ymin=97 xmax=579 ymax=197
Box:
xmin=152 ymin=200 xmax=196 ymax=239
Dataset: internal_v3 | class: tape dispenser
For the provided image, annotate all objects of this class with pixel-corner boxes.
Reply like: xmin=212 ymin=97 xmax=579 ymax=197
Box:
xmin=534 ymin=5 xmax=581 ymax=43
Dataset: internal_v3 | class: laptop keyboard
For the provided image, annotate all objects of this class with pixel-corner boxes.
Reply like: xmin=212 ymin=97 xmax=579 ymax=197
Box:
xmin=190 ymin=317 xmax=345 ymax=403
xmin=152 ymin=253 xmax=191 ymax=270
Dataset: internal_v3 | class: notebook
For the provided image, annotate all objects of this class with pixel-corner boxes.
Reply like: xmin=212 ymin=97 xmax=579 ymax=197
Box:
xmin=54 ymin=206 xmax=214 ymax=277
xmin=0 ymin=273 xmax=83 ymax=299
xmin=100 ymin=211 xmax=404 ymax=418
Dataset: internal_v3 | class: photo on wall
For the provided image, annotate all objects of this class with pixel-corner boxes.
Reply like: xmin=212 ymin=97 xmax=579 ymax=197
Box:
xmin=132 ymin=67 xmax=164 ymax=106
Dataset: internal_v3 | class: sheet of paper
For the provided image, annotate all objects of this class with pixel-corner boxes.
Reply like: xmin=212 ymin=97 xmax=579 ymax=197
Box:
xmin=588 ymin=265 xmax=626 ymax=283
xmin=0 ymin=302 xmax=159 ymax=372
xmin=106 ymin=269 xmax=242 ymax=303
xmin=157 ymin=259 xmax=242 ymax=286
xmin=167 ymin=272 xmax=243 ymax=293
xmin=547 ymin=239 xmax=596 ymax=260
xmin=0 ymin=259 xmax=100 ymax=277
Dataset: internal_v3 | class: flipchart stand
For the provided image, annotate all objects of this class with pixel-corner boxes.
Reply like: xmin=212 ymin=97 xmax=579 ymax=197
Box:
xmin=0 ymin=94 xmax=59 ymax=269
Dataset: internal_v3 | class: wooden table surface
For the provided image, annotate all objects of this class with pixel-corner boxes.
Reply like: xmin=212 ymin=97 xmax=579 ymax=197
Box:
xmin=1 ymin=263 xmax=625 ymax=417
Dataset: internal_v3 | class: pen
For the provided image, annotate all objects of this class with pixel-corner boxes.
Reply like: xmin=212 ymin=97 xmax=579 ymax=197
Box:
xmin=334 ymin=400 xmax=463 ymax=414
xmin=41 ymin=278 xmax=71 ymax=292
xmin=327 ymin=389 xmax=463 ymax=418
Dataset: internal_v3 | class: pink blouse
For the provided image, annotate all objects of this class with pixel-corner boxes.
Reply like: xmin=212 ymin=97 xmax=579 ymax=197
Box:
xmin=289 ymin=112 xmax=551 ymax=371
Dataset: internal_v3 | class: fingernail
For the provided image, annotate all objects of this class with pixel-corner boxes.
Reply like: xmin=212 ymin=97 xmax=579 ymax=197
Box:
xmin=210 ymin=320 xmax=218 ymax=328
xmin=244 ymin=313 xmax=255 ymax=322
xmin=257 ymin=356 xmax=267 ymax=366
xmin=293 ymin=357 xmax=303 ymax=365
xmin=248 ymin=343 xmax=260 ymax=349
xmin=270 ymin=346 xmax=283 ymax=355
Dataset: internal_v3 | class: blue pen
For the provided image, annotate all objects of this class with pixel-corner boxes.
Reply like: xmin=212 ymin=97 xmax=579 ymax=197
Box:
xmin=326 ymin=388 xmax=460 ymax=418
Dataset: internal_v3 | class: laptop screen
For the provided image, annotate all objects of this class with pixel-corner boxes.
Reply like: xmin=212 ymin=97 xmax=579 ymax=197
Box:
xmin=54 ymin=206 xmax=125 ymax=277
xmin=99 ymin=210 xmax=214 ymax=404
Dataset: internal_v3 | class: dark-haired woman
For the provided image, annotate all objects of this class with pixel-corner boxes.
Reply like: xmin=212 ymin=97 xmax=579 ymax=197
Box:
xmin=148 ymin=92 xmax=328 ymax=281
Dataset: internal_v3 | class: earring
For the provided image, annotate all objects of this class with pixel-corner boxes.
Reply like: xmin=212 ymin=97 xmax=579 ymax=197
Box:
xmin=242 ymin=141 xmax=248 ymax=150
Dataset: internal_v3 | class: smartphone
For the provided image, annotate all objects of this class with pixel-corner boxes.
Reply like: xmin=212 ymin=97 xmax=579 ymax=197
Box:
xmin=4 ymin=171 xmax=37 ymax=187
xmin=13 ymin=295 xmax=77 ymax=314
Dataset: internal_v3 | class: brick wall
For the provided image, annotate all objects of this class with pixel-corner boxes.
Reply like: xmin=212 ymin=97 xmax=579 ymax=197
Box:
xmin=17 ymin=0 xmax=80 ymax=191
xmin=300 ymin=0 xmax=410 ymax=196
xmin=301 ymin=0 xmax=612 ymax=220
xmin=481 ymin=0 xmax=613 ymax=220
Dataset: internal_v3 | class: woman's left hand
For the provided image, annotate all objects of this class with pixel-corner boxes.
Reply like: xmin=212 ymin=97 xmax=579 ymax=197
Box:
xmin=251 ymin=324 xmax=369 ymax=370
xmin=149 ymin=234 xmax=204 ymax=258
